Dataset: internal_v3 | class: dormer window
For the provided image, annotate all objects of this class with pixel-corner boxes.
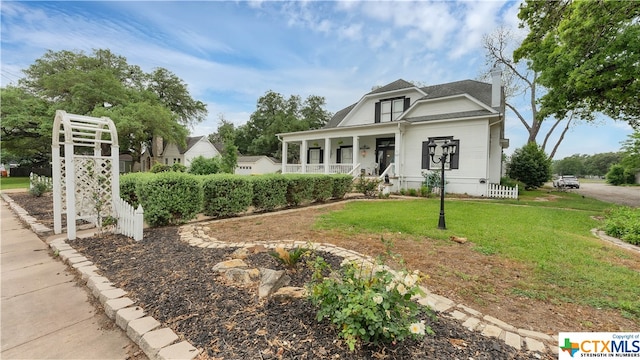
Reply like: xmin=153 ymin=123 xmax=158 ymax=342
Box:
xmin=375 ymin=97 xmax=410 ymax=123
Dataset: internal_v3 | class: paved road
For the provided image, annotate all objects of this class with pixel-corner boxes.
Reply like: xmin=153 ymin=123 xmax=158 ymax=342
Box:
xmin=574 ymin=182 xmax=640 ymax=207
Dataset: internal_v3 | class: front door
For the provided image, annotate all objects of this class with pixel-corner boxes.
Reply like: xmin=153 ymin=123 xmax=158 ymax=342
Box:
xmin=376 ymin=138 xmax=395 ymax=176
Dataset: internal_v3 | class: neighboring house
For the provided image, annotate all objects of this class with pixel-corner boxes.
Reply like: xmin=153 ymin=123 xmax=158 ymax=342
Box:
xmin=277 ymin=70 xmax=509 ymax=197
xmin=235 ymin=156 xmax=281 ymax=175
xmin=140 ymin=136 xmax=221 ymax=171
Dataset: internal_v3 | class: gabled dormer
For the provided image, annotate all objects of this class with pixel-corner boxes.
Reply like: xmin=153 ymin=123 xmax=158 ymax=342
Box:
xmin=329 ymin=79 xmax=426 ymax=128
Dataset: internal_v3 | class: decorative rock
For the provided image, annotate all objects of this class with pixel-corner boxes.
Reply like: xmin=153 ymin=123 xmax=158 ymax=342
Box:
xmin=462 ymin=317 xmax=481 ymax=331
xmin=230 ymin=247 xmax=250 ymax=259
xmin=258 ymin=268 xmax=290 ymax=299
xmin=525 ymin=337 xmax=546 ymax=353
xmin=212 ymin=259 xmax=248 ymax=272
xmin=271 ymin=286 xmax=307 ymax=302
xmin=484 ymin=315 xmax=517 ymax=332
xmin=481 ymin=324 xmax=503 ymax=338
xmin=505 ymin=331 xmax=522 ymax=350
xmin=223 ymin=268 xmax=260 ymax=285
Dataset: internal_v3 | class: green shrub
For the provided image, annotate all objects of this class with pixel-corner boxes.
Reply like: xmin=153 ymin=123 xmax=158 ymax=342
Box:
xmin=136 ymin=172 xmax=203 ymax=226
xmin=307 ymin=240 xmax=433 ymax=351
xmin=399 ymin=189 xmax=406 ymax=195
xmin=354 ymin=174 xmax=380 ymax=197
xmin=331 ymin=175 xmax=353 ymax=199
xmin=507 ymin=142 xmax=551 ymax=190
xmin=269 ymin=246 xmax=310 ymax=269
xmin=251 ymin=175 xmax=287 ymax=211
xmin=149 ymin=163 xmax=171 ymax=173
xmin=201 ymin=175 xmax=253 ymax=217
xmin=29 ymin=182 xmax=49 ymax=197
xmin=604 ymin=206 xmax=640 ymax=245
xmin=606 ymin=164 xmax=627 ymax=185
xmin=419 ymin=185 xmax=431 ymax=197
xmin=120 ymin=172 xmax=152 ymax=207
xmin=171 ymin=163 xmax=187 ymax=172
xmin=500 ymin=177 xmax=524 ymax=195
xmin=284 ymin=175 xmax=315 ymax=206
xmin=313 ymin=175 xmax=334 ymax=202
xmin=189 ymin=155 xmax=221 ymax=175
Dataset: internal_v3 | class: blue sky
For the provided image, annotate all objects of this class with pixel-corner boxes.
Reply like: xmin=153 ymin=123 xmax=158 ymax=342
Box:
xmin=1 ymin=1 xmax=634 ymax=159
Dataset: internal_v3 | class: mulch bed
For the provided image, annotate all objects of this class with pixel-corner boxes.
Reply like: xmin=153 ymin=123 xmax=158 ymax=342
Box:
xmin=70 ymin=229 xmax=546 ymax=360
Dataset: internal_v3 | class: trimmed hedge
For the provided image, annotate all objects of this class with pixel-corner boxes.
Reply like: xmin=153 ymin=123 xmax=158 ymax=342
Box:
xmin=202 ymin=175 xmax=253 ymax=217
xmin=313 ymin=175 xmax=334 ymax=202
xmin=120 ymin=172 xmax=153 ymax=208
xmin=250 ymin=175 xmax=288 ymax=211
xmin=119 ymin=172 xmax=353 ymax=227
xmin=332 ymin=174 xmax=354 ymax=199
xmin=284 ymin=174 xmax=315 ymax=206
xmin=135 ymin=172 xmax=203 ymax=227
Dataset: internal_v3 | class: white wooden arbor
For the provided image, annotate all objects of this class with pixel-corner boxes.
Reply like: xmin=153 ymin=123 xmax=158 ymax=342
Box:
xmin=52 ymin=110 xmax=120 ymax=240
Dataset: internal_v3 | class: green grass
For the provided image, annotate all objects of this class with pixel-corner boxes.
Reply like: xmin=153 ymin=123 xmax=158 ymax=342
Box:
xmin=0 ymin=177 xmax=30 ymax=190
xmin=315 ymin=191 xmax=640 ymax=322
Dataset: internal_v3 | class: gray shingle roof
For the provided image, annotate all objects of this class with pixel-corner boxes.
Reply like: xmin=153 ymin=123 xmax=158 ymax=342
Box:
xmin=367 ymin=79 xmax=415 ymax=95
xmin=419 ymin=80 xmax=492 ymax=106
xmin=325 ymin=79 xmax=496 ymax=129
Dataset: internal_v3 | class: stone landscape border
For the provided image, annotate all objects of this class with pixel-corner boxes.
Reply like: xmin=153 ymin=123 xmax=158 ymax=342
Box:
xmin=17 ymin=192 xmax=640 ymax=357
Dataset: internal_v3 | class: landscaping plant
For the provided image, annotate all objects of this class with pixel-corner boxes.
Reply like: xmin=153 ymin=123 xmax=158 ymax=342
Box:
xmin=269 ymin=246 xmax=310 ymax=269
xmin=306 ymin=239 xmax=433 ymax=351
xmin=604 ymin=206 xmax=640 ymax=245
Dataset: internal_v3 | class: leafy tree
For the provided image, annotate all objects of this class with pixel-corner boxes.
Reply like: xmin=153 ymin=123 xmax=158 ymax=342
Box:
xmin=236 ymin=90 xmax=331 ymax=159
xmin=583 ymin=152 xmax=624 ymax=177
xmin=506 ymin=142 xmax=551 ymax=189
xmin=188 ymin=155 xmax=221 ymax=175
xmin=0 ymin=86 xmax=52 ymax=165
xmin=515 ymin=1 xmax=640 ymax=129
xmin=208 ymin=115 xmax=238 ymax=174
xmin=3 ymin=49 xmax=205 ymax=165
xmin=553 ymin=155 xmax=585 ymax=176
xmin=606 ymin=164 xmax=630 ymax=186
xmin=481 ymin=26 xmax=586 ymax=159
xmin=620 ymin=131 xmax=640 ymax=173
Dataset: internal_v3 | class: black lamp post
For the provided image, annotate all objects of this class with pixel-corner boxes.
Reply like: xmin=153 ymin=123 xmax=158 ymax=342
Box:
xmin=427 ymin=139 xmax=457 ymax=230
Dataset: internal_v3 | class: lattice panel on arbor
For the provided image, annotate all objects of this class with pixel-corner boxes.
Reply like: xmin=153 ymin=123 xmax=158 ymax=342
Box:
xmin=52 ymin=110 xmax=120 ymax=240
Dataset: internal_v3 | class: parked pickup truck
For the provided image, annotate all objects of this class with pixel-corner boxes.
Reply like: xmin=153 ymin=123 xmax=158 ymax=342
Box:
xmin=553 ymin=175 xmax=580 ymax=189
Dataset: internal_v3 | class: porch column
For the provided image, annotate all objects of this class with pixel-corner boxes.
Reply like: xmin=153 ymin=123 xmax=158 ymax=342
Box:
xmin=324 ymin=137 xmax=331 ymax=174
xmin=352 ymin=136 xmax=359 ymax=173
xmin=281 ymin=141 xmax=288 ymax=173
xmin=394 ymin=130 xmax=401 ymax=176
xmin=301 ymin=139 xmax=307 ymax=173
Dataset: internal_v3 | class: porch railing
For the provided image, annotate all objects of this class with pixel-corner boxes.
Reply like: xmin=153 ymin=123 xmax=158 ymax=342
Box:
xmin=378 ymin=163 xmax=395 ymax=180
xmin=284 ymin=163 xmax=360 ymax=176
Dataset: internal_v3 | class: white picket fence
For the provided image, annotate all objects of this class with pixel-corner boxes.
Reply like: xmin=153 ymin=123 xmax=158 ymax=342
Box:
xmin=487 ymin=183 xmax=518 ymax=199
xmin=113 ymin=197 xmax=144 ymax=241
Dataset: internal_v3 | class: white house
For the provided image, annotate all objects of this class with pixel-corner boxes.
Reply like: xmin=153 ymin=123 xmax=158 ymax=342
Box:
xmin=276 ymin=70 xmax=509 ymax=197
xmin=141 ymin=135 xmax=221 ymax=170
xmin=235 ymin=155 xmax=281 ymax=175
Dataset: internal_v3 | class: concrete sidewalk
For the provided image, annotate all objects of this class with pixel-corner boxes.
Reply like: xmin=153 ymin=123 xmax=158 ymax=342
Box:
xmin=1 ymin=197 xmax=139 ymax=359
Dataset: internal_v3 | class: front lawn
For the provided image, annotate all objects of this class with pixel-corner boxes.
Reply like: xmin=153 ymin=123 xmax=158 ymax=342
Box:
xmin=0 ymin=177 xmax=30 ymax=190
xmin=315 ymin=192 xmax=640 ymax=322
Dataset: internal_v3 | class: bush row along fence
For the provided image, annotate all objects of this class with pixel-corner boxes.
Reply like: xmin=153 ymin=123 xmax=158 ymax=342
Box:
xmin=30 ymin=172 xmax=54 ymax=191
xmin=120 ymin=172 xmax=354 ymax=227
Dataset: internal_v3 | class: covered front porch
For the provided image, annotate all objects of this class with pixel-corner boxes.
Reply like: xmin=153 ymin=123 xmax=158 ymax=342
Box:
xmin=278 ymin=127 xmax=402 ymax=179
